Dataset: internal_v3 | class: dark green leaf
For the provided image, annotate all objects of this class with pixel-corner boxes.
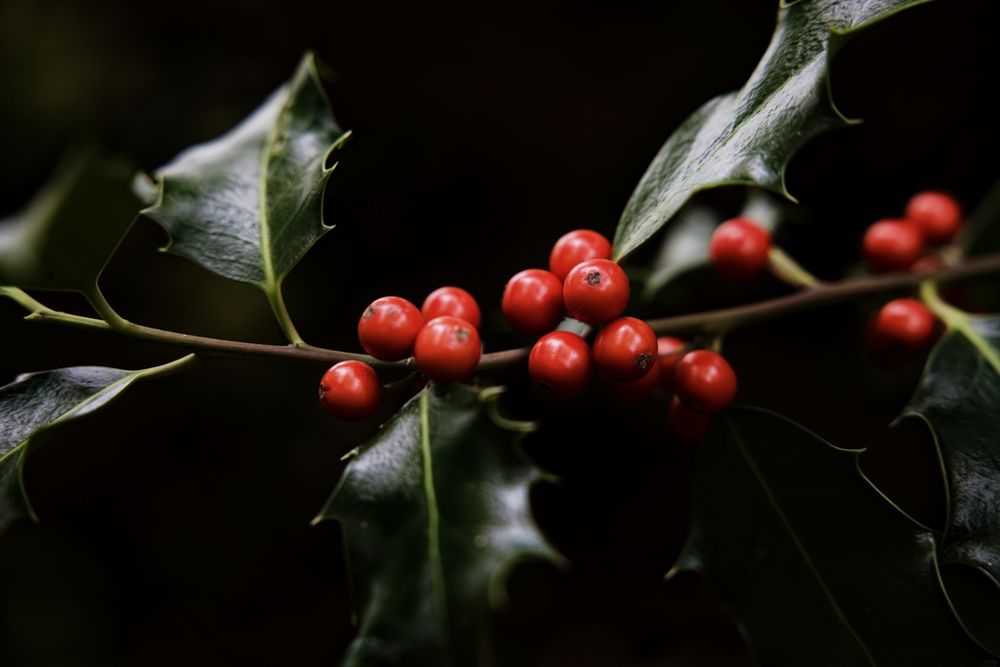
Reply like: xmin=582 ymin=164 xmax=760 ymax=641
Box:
xmin=902 ymin=311 xmax=1000 ymax=592
xmin=315 ymin=385 xmax=556 ymax=667
xmin=0 ymin=149 xmax=140 ymax=292
xmin=961 ymin=179 xmax=1000 ymax=257
xmin=0 ymin=357 xmax=193 ymax=534
xmin=612 ymin=0 xmax=931 ymax=261
xmin=675 ymin=407 xmax=986 ymax=665
xmin=143 ymin=52 xmax=347 ymax=298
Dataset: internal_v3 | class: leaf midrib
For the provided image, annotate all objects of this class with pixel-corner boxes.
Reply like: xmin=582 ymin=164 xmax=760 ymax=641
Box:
xmin=419 ymin=390 xmax=450 ymax=635
xmin=727 ymin=417 xmax=876 ymax=666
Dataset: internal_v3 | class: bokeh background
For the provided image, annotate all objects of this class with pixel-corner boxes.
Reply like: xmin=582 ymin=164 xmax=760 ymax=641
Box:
xmin=2 ymin=0 xmax=1000 ymax=665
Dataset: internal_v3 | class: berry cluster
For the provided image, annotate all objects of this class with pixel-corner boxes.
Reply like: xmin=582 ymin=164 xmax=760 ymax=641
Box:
xmin=319 ymin=229 xmax=739 ymax=442
xmin=862 ymin=190 xmax=963 ymax=273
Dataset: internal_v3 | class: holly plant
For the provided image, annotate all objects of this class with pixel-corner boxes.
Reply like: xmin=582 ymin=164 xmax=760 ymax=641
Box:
xmin=3 ymin=1 xmax=1000 ymax=665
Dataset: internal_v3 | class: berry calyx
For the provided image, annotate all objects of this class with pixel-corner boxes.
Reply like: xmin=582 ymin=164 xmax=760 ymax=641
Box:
xmin=674 ymin=350 xmax=737 ymax=413
xmin=414 ymin=316 xmax=482 ymax=382
xmin=862 ymin=219 xmax=924 ymax=273
xmin=708 ymin=217 xmax=771 ymax=279
xmin=869 ymin=298 xmax=936 ymax=351
xmin=563 ymin=259 xmax=629 ymax=325
xmin=592 ymin=316 xmax=657 ymax=382
xmin=502 ymin=269 xmax=565 ymax=336
xmin=357 ymin=296 xmax=424 ymax=361
xmin=549 ymin=229 xmax=613 ymax=282
xmin=422 ymin=286 xmax=481 ymax=330
xmin=668 ymin=395 xmax=712 ymax=443
xmin=528 ymin=331 xmax=593 ymax=397
xmin=318 ymin=361 xmax=382 ymax=421
xmin=906 ymin=191 xmax=963 ymax=246
xmin=656 ymin=336 xmax=686 ymax=390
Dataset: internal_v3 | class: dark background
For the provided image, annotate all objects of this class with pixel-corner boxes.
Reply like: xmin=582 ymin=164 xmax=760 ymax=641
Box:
xmin=2 ymin=0 xmax=1000 ymax=665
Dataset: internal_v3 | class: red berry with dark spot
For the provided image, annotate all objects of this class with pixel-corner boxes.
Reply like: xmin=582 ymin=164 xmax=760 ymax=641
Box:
xmin=563 ymin=259 xmax=629 ymax=324
xmin=869 ymin=298 xmax=936 ymax=352
xmin=422 ymin=286 xmax=481 ymax=330
xmin=606 ymin=360 xmax=661 ymax=402
xmin=708 ymin=217 xmax=771 ymax=279
xmin=592 ymin=317 xmax=657 ymax=382
xmin=906 ymin=191 xmax=963 ymax=246
xmin=319 ymin=361 xmax=382 ymax=421
xmin=414 ymin=316 xmax=482 ymax=382
xmin=357 ymin=296 xmax=424 ymax=361
xmin=674 ymin=350 xmax=737 ymax=413
xmin=528 ymin=331 xmax=593 ymax=397
xmin=656 ymin=336 xmax=686 ymax=390
xmin=668 ymin=396 xmax=712 ymax=443
xmin=502 ymin=269 xmax=565 ymax=336
xmin=549 ymin=229 xmax=613 ymax=282
xmin=862 ymin=219 xmax=924 ymax=273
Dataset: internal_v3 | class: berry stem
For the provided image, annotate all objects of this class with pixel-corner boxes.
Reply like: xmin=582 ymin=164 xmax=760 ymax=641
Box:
xmin=767 ymin=247 xmax=820 ymax=288
xmin=5 ymin=253 xmax=1000 ymax=373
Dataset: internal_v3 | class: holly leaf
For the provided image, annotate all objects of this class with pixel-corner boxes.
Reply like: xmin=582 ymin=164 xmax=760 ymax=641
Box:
xmin=902 ymin=310 xmax=1000 ymax=593
xmin=612 ymin=0 xmax=932 ymax=261
xmin=142 ymin=52 xmax=348 ymax=304
xmin=0 ymin=357 xmax=192 ymax=534
xmin=674 ymin=407 xmax=987 ymax=665
xmin=315 ymin=385 xmax=557 ymax=667
xmin=0 ymin=149 xmax=140 ymax=292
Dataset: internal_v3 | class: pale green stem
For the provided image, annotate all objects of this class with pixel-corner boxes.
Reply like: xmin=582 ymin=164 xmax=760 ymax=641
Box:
xmin=768 ymin=247 xmax=820 ymax=288
xmin=266 ymin=283 xmax=306 ymax=347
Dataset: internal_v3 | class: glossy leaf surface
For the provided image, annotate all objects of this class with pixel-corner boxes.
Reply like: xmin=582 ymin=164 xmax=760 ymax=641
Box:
xmin=143 ymin=52 xmax=347 ymax=294
xmin=612 ymin=0 xmax=932 ymax=261
xmin=316 ymin=385 xmax=555 ymax=667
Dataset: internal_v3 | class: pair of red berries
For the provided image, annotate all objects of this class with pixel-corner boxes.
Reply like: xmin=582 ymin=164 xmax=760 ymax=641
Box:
xmin=502 ymin=229 xmax=626 ymax=336
xmin=863 ymin=191 xmax=963 ymax=273
xmin=320 ymin=286 xmax=484 ymax=419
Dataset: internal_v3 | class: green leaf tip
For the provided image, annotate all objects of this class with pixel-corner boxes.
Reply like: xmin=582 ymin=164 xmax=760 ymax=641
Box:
xmin=315 ymin=384 xmax=558 ymax=667
xmin=612 ymin=0 xmax=935 ymax=262
xmin=0 ymin=356 xmax=195 ymax=535
xmin=142 ymin=52 xmax=348 ymax=293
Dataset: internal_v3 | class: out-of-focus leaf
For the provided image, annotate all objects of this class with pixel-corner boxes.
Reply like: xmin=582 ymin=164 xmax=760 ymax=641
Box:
xmin=674 ymin=406 xmax=987 ymax=665
xmin=0 ymin=149 xmax=139 ymax=291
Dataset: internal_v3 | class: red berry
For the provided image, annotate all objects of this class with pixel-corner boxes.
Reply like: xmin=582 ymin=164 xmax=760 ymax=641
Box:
xmin=358 ymin=296 xmax=424 ymax=361
xmin=870 ymin=298 xmax=936 ymax=351
xmin=422 ymin=286 xmax=481 ymax=330
xmin=606 ymin=361 xmax=661 ymax=402
xmin=528 ymin=331 xmax=593 ymax=397
xmin=549 ymin=229 xmax=613 ymax=282
xmin=319 ymin=361 xmax=382 ymax=421
xmin=674 ymin=350 xmax=737 ymax=413
xmin=668 ymin=396 xmax=712 ymax=443
xmin=906 ymin=191 xmax=963 ymax=246
xmin=656 ymin=336 xmax=686 ymax=390
xmin=563 ymin=259 xmax=630 ymax=325
xmin=708 ymin=217 xmax=771 ymax=279
xmin=592 ymin=317 xmax=657 ymax=382
xmin=414 ymin=316 xmax=482 ymax=382
xmin=862 ymin=219 xmax=924 ymax=272
xmin=502 ymin=269 xmax=565 ymax=336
